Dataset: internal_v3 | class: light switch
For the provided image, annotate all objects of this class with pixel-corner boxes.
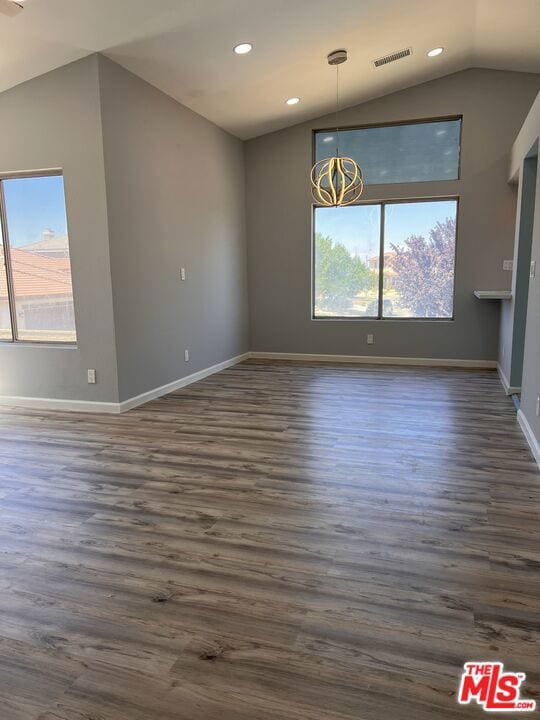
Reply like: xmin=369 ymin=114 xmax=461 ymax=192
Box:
xmin=530 ymin=260 xmax=536 ymax=279
xmin=180 ymin=267 xmax=186 ymax=281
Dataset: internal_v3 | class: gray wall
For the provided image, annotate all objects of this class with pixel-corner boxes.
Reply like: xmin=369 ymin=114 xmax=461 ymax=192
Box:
xmin=505 ymin=90 xmax=540 ymax=451
xmin=245 ymin=68 xmax=540 ymax=360
xmin=521 ymin=156 xmax=540 ymax=447
xmin=0 ymin=56 xmax=119 ymax=403
xmin=510 ymin=155 xmax=537 ymax=388
xmin=498 ymin=178 xmax=521 ymax=386
xmin=97 ymin=57 xmax=248 ymax=402
xmin=521 ymin=155 xmax=540 ymax=447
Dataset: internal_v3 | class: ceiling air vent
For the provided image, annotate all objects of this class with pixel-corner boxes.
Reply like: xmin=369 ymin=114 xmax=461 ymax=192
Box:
xmin=373 ymin=47 xmax=412 ymax=68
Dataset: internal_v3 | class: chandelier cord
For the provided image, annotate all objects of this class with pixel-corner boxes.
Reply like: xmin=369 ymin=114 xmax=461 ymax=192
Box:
xmin=335 ymin=63 xmax=340 ymax=157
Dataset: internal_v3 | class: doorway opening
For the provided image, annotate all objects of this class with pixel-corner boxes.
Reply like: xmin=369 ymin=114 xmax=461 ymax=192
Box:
xmin=510 ymin=150 xmax=538 ymax=396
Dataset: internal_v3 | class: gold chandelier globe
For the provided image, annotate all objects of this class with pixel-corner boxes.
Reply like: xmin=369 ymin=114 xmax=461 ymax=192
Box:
xmin=311 ymin=155 xmax=363 ymax=207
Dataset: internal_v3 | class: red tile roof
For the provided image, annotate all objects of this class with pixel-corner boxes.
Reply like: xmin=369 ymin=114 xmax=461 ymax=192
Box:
xmin=0 ymin=248 xmax=73 ymax=300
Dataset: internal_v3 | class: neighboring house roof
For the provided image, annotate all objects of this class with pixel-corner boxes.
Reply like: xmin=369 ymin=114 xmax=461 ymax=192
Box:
xmin=21 ymin=232 xmax=69 ymax=255
xmin=369 ymin=251 xmax=398 ymax=276
xmin=0 ymin=248 xmax=73 ymax=300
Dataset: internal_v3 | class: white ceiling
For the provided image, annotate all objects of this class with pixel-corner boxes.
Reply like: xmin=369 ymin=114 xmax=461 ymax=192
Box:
xmin=1 ymin=0 xmax=539 ymax=139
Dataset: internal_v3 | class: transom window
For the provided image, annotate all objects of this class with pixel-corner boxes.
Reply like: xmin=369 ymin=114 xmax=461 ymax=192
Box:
xmin=0 ymin=172 xmax=77 ymax=343
xmin=313 ymin=199 xmax=458 ymax=319
xmin=314 ymin=117 xmax=462 ymax=185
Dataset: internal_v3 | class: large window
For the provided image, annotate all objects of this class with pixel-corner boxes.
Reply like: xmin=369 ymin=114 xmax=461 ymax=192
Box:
xmin=0 ymin=173 xmax=76 ymax=343
xmin=313 ymin=199 xmax=458 ymax=319
xmin=314 ymin=117 xmax=461 ymax=185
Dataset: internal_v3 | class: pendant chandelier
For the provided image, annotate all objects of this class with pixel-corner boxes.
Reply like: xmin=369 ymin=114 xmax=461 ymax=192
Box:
xmin=311 ymin=49 xmax=364 ymax=207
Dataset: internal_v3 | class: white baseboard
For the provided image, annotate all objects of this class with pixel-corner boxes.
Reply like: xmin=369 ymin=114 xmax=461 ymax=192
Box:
xmin=517 ymin=409 xmax=540 ymax=469
xmin=119 ymin=352 xmax=249 ymax=412
xmin=0 ymin=352 xmax=249 ymax=415
xmin=249 ymin=351 xmax=497 ymax=369
xmin=497 ymin=363 xmax=521 ymax=395
xmin=0 ymin=396 xmax=121 ymax=414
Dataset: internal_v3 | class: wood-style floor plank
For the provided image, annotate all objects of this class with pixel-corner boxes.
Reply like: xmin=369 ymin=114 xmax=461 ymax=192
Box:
xmin=0 ymin=360 xmax=538 ymax=719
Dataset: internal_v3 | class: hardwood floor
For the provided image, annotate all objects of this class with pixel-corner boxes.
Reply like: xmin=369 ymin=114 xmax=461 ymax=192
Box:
xmin=0 ymin=359 xmax=538 ymax=719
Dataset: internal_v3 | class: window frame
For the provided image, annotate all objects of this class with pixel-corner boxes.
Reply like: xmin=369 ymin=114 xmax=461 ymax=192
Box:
xmin=312 ymin=114 xmax=463 ymax=186
xmin=0 ymin=168 xmax=77 ymax=346
xmin=311 ymin=195 xmax=460 ymax=322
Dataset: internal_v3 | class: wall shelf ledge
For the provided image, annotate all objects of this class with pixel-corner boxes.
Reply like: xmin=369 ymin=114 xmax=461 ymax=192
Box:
xmin=473 ymin=290 xmax=512 ymax=300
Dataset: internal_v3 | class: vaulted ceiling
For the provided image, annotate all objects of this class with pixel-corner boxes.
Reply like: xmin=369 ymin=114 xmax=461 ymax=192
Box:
xmin=1 ymin=0 xmax=539 ymax=138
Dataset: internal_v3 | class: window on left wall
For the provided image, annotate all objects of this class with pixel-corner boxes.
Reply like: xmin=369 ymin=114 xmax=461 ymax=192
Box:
xmin=0 ymin=173 xmax=76 ymax=344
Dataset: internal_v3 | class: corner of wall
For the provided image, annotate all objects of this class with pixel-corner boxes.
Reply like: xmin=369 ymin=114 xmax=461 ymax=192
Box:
xmin=95 ymin=53 xmax=122 ymax=404
xmin=95 ymin=56 xmax=250 ymax=403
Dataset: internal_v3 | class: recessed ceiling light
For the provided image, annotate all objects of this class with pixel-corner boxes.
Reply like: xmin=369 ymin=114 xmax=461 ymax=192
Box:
xmin=427 ymin=47 xmax=444 ymax=58
xmin=286 ymin=97 xmax=300 ymax=106
xmin=233 ymin=43 xmax=253 ymax=55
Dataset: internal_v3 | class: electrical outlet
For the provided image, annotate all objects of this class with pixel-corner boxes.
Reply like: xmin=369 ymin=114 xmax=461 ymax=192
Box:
xmin=87 ymin=369 xmax=96 ymax=384
xmin=503 ymin=260 xmax=514 ymax=271
xmin=180 ymin=267 xmax=186 ymax=281
xmin=367 ymin=334 xmax=374 ymax=345
xmin=184 ymin=349 xmax=189 ymax=362
xmin=536 ymin=396 xmax=540 ymax=417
